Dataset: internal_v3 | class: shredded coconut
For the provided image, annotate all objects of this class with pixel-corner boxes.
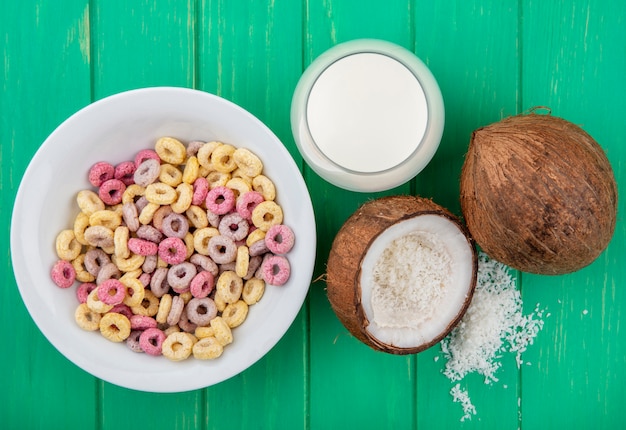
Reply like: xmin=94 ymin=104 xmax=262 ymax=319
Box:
xmin=439 ymin=252 xmax=545 ymax=420
xmin=450 ymin=383 xmax=476 ymax=422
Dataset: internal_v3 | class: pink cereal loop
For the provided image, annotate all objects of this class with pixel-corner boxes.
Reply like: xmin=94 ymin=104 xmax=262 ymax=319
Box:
xmin=97 ymin=279 xmax=127 ymax=305
xmin=134 ymin=149 xmax=160 ymax=168
xmin=51 ymin=260 xmax=76 ymax=288
xmin=262 ymin=255 xmax=291 ymax=286
xmin=191 ymin=177 xmax=209 ymax=205
xmin=76 ymin=282 xmax=97 ymax=303
xmin=205 ymin=186 xmax=235 ymax=215
xmin=114 ymin=161 xmax=136 ymax=186
xmin=110 ymin=303 xmax=133 ymax=319
xmin=130 ymin=315 xmax=158 ymax=330
xmin=236 ymin=191 xmax=264 ymax=220
xmin=88 ymin=162 xmax=115 ymax=187
xmin=265 ymin=224 xmax=295 ymax=255
xmin=139 ymin=327 xmax=166 ymax=356
xmin=190 ymin=271 xmax=214 ymax=298
xmin=158 ymin=237 xmax=187 ymax=265
xmin=99 ymin=179 xmax=126 ymax=205
xmin=128 ymin=237 xmax=158 ymax=256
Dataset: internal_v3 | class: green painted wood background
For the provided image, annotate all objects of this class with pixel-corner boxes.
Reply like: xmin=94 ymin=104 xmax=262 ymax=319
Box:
xmin=1 ymin=0 xmax=624 ymax=429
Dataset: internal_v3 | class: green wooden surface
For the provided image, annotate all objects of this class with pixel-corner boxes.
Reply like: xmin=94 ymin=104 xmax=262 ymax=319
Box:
xmin=1 ymin=1 xmax=624 ymax=429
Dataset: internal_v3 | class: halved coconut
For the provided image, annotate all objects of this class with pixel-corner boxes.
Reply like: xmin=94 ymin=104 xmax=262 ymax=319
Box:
xmin=327 ymin=195 xmax=477 ymax=354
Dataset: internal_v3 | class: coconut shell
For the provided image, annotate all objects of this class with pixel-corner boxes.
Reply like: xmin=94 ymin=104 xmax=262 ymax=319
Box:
xmin=326 ymin=195 xmax=477 ymax=354
xmin=460 ymin=113 xmax=617 ymax=275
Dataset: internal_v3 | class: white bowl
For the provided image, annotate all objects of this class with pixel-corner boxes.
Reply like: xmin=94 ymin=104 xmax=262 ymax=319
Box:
xmin=10 ymin=87 xmax=316 ymax=393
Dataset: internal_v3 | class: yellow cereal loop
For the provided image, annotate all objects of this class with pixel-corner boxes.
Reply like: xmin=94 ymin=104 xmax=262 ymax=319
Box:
xmin=246 ymin=228 xmax=266 ymax=247
xmin=139 ymin=202 xmax=160 ymax=225
xmin=210 ymin=316 xmax=233 ymax=346
xmin=198 ymin=164 xmax=214 ymax=178
xmin=226 ymin=177 xmax=251 ymax=200
xmin=184 ymin=232 xmax=194 ymax=259
xmin=205 ymin=171 xmax=230 ymax=188
xmin=222 ymin=300 xmax=249 ymax=328
xmin=145 ymin=182 xmax=177 ymax=205
xmin=214 ymin=291 xmax=227 ymax=312
xmin=186 ymin=205 xmax=208 ymax=229
xmin=251 ymin=200 xmax=283 ymax=231
xmin=161 ymin=332 xmax=193 ymax=361
xmin=164 ymin=325 xmax=181 ymax=336
xmin=192 ymin=336 xmax=224 ymax=360
xmin=193 ymin=227 xmax=219 ymax=255
xmin=216 ymin=270 xmax=243 ymax=303
xmin=155 ymin=137 xmax=186 ymax=165
xmin=99 ymin=312 xmax=131 ymax=342
xmin=251 ymin=175 xmax=276 ymax=201
xmin=159 ymin=163 xmax=183 ymax=187
xmin=170 ymin=182 xmax=193 ymax=214
xmin=89 ymin=210 xmax=122 ymax=230
xmin=72 ymin=254 xmax=95 ymax=283
xmin=120 ymin=269 xmax=142 ymax=281
xmin=73 ymin=212 xmax=90 ymax=246
xmin=75 ymin=303 xmax=102 ymax=331
xmin=87 ymin=288 xmax=113 ymax=314
xmin=179 ymin=291 xmax=193 ymax=304
xmin=242 ymin=277 xmax=265 ymax=305
xmin=197 ymin=141 xmax=222 ymax=168
xmin=131 ymin=289 xmax=159 ymax=316
xmin=56 ymin=229 xmax=82 ymax=261
xmin=235 ymin=245 xmax=249 ymax=278
xmin=156 ymin=293 xmax=173 ymax=324
xmin=210 ymin=143 xmax=237 ymax=173
xmin=122 ymin=184 xmax=145 ymax=204
xmin=112 ymin=253 xmax=145 ymax=272
xmin=182 ymin=155 xmax=200 ymax=184
xmin=121 ymin=277 xmax=145 ymax=307
xmin=231 ymin=168 xmax=253 ymax=187
xmin=77 ymin=190 xmax=105 ymax=215
xmin=113 ymin=226 xmax=130 ymax=259
xmin=194 ymin=326 xmax=215 ymax=339
xmin=233 ymin=147 xmax=263 ymax=178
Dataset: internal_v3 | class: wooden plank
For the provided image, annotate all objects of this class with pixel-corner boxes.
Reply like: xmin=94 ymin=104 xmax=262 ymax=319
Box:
xmin=304 ymin=1 xmax=418 ymax=428
xmin=196 ymin=1 xmax=308 ymax=428
xmin=0 ymin=1 xmax=97 ymax=429
xmin=89 ymin=1 xmax=203 ymax=429
xmin=520 ymin=1 xmax=626 ymax=428
xmin=413 ymin=1 xmax=521 ymax=428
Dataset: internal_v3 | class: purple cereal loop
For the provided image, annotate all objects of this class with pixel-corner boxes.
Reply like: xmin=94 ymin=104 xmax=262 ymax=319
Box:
xmin=190 ymin=271 xmax=214 ymax=298
xmin=244 ymin=255 xmax=262 ymax=280
xmin=76 ymin=282 xmax=97 ymax=303
xmin=134 ymin=195 xmax=150 ymax=213
xmin=130 ymin=315 xmax=158 ymax=330
xmin=149 ymin=268 xmax=170 ymax=298
xmin=189 ymin=253 xmax=219 ymax=276
xmin=191 ymin=177 xmax=209 ymax=205
xmin=218 ymin=212 xmax=250 ymax=242
xmin=122 ymin=202 xmax=140 ymax=232
xmin=126 ymin=330 xmax=144 ymax=353
xmin=96 ymin=262 xmax=121 ymax=285
xmin=97 ymin=279 xmax=126 ymax=305
xmin=185 ymin=297 xmax=217 ymax=326
xmin=206 ymin=209 xmax=220 ymax=228
xmin=161 ymin=212 xmax=189 ymax=239
xmin=109 ymin=303 xmax=133 ymax=319
xmin=167 ymin=262 xmax=197 ymax=292
xmin=262 ymin=255 xmax=291 ymax=286
xmin=99 ymin=179 xmax=126 ymax=205
xmin=255 ymin=253 xmax=273 ymax=280
xmin=219 ymin=262 xmax=237 ymax=274
xmin=51 ymin=260 xmax=76 ymax=288
xmin=138 ymin=272 xmax=151 ymax=287
xmin=249 ymin=239 xmax=269 ymax=257
xmin=207 ymin=235 xmax=237 ymax=264
xmin=166 ymin=295 xmax=185 ymax=326
xmin=127 ymin=238 xmax=158 ymax=256
xmin=134 ymin=158 xmax=161 ymax=187
xmin=158 ymin=237 xmax=187 ymax=265
xmin=139 ymin=327 xmax=166 ymax=356
xmin=265 ymin=224 xmax=295 ymax=254
xmin=152 ymin=205 xmax=173 ymax=231
xmin=136 ymin=224 xmax=163 ymax=243
xmin=177 ymin=306 xmax=197 ymax=333
xmin=186 ymin=140 xmax=205 ymax=157
xmin=114 ymin=161 xmax=136 ymax=186
xmin=236 ymin=191 xmax=264 ymax=220
xmin=134 ymin=149 xmax=160 ymax=168
xmin=88 ymin=162 xmax=115 ymax=187
xmin=84 ymin=248 xmax=111 ymax=276
xmin=205 ymin=186 xmax=235 ymax=215
xmin=142 ymin=254 xmax=157 ymax=274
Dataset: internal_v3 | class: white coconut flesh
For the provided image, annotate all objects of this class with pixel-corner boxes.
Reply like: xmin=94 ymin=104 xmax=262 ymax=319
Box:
xmin=359 ymin=214 xmax=475 ymax=349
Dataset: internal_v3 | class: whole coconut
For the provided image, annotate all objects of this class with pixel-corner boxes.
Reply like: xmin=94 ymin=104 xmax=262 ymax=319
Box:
xmin=327 ymin=195 xmax=477 ymax=355
xmin=460 ymin=112 xmax=617 ymax=275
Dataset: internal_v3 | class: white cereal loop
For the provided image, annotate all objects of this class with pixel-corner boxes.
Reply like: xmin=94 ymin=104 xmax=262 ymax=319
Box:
xmin=155 ymin=137 xmax=186 ymax=165
xmin=233 ymin=147 xmax=263 ymax=177
xmin=77 ymin=190 xmax=105 ymax=215
xmin=210 ymin=143 xmax=237 ymax=173
xmin=159 ymin=163 xmax=183 ymax=187
xmin=145 ymin=182 xmax=177 ymax=205
xmin=251 ymin=175 xmax=276 ymax=201
xmin=55 ymin=230 xmax=82 ymax=261
xmin=197 ymin=141 xmax=222 ymax=168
